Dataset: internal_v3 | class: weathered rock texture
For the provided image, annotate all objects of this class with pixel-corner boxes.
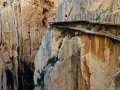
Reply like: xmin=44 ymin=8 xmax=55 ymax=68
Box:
xmin=56 ymin=0 xmax=120 ymax=24
xmin=0 ymin=0 xmax=59 ymax=90
xmin=34 ymin=28 xmax=120 ymax=90
xmin=34 ymin=0 xmax=120 ymax=90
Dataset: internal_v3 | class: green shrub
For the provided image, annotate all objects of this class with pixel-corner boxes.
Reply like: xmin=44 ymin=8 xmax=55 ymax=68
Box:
xmin=34 ymin=56 xmax=59 ymax=88
xmin=48 ymin=26 xmax=53 ymax=30
xmin=95 ymin=9 xmax=107 ymax=21
xmin=86 ymin=26 xmax=91 ymax=31
xmin=47 ymin=56 xmax=59 ymax=66
xmin=39 ymin=42 xmax=42 ymax=45
xmin=86 ymin=24 xmax=92 ymax=31
xmin=58 ymin=26 xmax=75 ymax=38
xmin=58 ymin=41 xmax=63 ymax=49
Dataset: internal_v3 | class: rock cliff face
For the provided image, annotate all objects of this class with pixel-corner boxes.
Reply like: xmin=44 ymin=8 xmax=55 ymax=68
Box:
xmin=0 ymin=0 xmax=59 ymax=90
xmin=56 ymin=0 xmax=120 ymax=24
xmin=34 ymin=0 xmax=120 ymax=90
xmin=34 ymin=28 xmax=120 ymax=90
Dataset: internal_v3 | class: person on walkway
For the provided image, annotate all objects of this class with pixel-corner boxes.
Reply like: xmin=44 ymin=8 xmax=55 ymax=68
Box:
xmin=65 ymin=14 xmax=68 ymax=21
xmin=53 ymin=16 xmax=55 ymax=21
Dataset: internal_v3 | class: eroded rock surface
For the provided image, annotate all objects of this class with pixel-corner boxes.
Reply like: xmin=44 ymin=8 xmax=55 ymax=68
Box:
xmin=109 ymin=70 xmax=120 ymax=90
xmin=56 ymin=0 xmax=120 ymax=24
xmin=34 ymin=0 xmax=120 ymax=90
xmin=0 ymin=0 xmax=59 ymax=89
xmin=34 ymin=28 xmax=120 ymax=90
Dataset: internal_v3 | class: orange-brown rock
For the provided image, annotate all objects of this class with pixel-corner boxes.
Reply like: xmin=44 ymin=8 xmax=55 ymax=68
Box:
xmin=34 ymin=0 xmax=120 ymax=89
xmin=34 ymin=29 xmax=120 ymax=90
xmin=0 ymin=0 xmax=59 ymax=89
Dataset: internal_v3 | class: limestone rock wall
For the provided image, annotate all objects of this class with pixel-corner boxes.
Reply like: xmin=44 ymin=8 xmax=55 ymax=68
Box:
xmin=55 ymin=0 xmax=120 ymax=24
xmin=34 ymin=0 xmax=120 ymax=90
xmin=0 ymin=0 xmax=59 ymax=90
xmin=34 ymin=28 xmax=120 ymax=90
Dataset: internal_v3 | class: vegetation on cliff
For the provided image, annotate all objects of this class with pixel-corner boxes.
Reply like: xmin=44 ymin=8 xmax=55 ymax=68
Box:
xmin=34 ymin=56 xmax=59 ymax=88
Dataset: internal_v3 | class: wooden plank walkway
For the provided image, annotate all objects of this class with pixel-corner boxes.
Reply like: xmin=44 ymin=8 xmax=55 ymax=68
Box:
xmin=51 ymin=25 xmax=120 ymax=42
xmin=48 ymin=20 xmax=120 ymax=27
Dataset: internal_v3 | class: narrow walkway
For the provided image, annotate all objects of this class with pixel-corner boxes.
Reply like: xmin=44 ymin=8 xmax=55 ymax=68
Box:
xmin=48 ymin=20 xmax=120 ymax=27
xmin=50 ymin=24 xmax=120 ymax=42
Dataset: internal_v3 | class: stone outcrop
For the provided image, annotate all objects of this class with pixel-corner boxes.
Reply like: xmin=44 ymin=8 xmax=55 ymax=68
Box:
xmin=56 ymin=0 xmax=120 ymax=24
xmin=109 ymin=71 xmax=120 ymax=90
xmin=1 ymin=0 xmax=120 ymax=89
xmin=34 ymin=28 xmax=120 ymax=90
xmin=0 ymin=0 xmax=59 ymax=89
xmin=34 ymin=0 xmax=120 ymax=90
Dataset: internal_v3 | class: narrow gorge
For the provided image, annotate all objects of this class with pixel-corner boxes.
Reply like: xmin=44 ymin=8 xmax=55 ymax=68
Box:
xmin=0 ymin=0 xmax=120 ymax=90
xmin=0 ymin=0 xmax=58 ymax=89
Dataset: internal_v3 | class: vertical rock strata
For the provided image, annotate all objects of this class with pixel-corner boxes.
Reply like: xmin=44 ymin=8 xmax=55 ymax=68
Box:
xmin=0 ymin=0 xmax=120 ymax=89
xmin=34 ymin=28 xmax=120 ymax=90
xmin=56 ymin=0 xmax=120 ymax=24
xmin=34 ymin=0 xmax=120 ymax=90
xmin=0 ymin=0 xmax=58 ymax=89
